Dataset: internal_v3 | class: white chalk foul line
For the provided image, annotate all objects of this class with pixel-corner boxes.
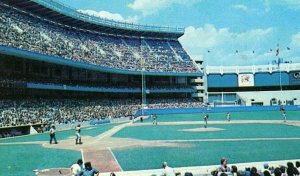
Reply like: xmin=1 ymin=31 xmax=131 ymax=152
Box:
xmin=81 ymin=148 xmax=85 ymax=168
xmin=108 ymin=147 xmax=123 ymax=172
xmin=155 ymin=137 xmax=300 ymax=143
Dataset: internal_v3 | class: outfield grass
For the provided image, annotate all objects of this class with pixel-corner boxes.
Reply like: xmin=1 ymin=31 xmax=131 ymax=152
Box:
xmin=113 ymin=123 xmax=300 ymax=140
xmin=143 ymin=111 xmax=300 ymax=122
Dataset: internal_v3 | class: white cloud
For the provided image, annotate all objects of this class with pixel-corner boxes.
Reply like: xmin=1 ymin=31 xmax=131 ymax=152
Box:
xmin=232 ymin=4 xmax=249 ymax=12
xmin=179 ymin=25 xmax=231 ymax=49
xmin=235 ymin=28 xmax=273 ymax=43
xmin=179 ymin=24 xmax=274 ymax=66
xmin=78 ymin=10 xmax=139 ymax=23
xmin=128 ymin=0 xmax=201 ymax=16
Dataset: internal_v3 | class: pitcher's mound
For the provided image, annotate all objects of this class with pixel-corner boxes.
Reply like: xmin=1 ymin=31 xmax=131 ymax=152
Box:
xmin=179 ymin=127 xmax=224 ymax=132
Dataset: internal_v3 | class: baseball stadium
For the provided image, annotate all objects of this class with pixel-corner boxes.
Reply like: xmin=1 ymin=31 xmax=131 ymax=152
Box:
xmin=1 ymin=0 xmax=300 ymax=176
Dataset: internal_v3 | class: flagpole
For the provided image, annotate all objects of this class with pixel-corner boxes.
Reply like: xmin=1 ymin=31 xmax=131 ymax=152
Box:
xmin=279 ymin=62 xmax=282 ymax=91
xmin=276 ymin=46 xmax=282 ymax=91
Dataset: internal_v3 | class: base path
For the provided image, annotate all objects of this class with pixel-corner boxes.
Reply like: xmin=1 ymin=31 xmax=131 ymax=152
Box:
xmin=82 ymin=148 xmax=122 ymax=172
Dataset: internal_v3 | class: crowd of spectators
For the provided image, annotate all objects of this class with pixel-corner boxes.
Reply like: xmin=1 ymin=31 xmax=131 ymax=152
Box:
xmin=147 ymin=98 xmax=204 ymax=109
xmin=66 ymin=159 xmax=300 ymax=176
xmin=0 ymin=99 xmax=139 ymax=128
xmin=0 ymin=98 xmax=204 ymax=128
xmin=209 ymin=158 xmax=300 ymax=176
xmin=0 ymin=4 xmax=198 ymax=73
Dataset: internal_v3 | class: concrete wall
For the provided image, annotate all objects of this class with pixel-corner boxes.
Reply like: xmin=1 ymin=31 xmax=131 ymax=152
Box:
xmin=135 ymin=105 xmax=300 ymax=116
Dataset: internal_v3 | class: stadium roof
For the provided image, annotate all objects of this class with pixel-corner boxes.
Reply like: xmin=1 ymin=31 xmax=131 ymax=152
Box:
xmin=3 ymin=0 xmax=184 ymax=39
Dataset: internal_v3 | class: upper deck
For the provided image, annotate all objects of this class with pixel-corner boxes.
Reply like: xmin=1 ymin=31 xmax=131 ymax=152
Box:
xmin=2 ymin=0 xmax=184 ymax=39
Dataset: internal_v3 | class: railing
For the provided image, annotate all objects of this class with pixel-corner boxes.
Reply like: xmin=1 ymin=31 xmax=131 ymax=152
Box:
xmin=27 ymin=83 xmax=195 ymax=93
xmin=206 ymin=63 xmax=300 ymax=75
xmin=32 ymin=0 xmax=184 ymax=34
xmin=27 ymin=83 xmax=141 ymax=93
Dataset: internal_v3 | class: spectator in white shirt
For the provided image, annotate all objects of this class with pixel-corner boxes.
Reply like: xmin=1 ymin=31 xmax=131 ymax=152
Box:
xmin=70 ymin=159 xmax=83 ymax=176
xmin=162 ymin=162 xmax=175 ymax=176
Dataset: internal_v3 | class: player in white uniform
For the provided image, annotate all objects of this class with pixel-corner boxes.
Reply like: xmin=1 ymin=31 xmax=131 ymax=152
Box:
xmin=282 ymin=111 xmax=287 ymax=122
xmin=153 ymin=114 xmax=158 ymax=125
xmin=203 ymin=114 xmax=209 ymax=128
xmin=75 ymin=124 xmax=82 ymax=144
xmin=226 ymin=112 xmax=230 ymax=122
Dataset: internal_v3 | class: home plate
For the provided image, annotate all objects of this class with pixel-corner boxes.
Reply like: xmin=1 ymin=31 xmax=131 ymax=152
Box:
xmin=179 ymin=127 xmax=225 ymax=132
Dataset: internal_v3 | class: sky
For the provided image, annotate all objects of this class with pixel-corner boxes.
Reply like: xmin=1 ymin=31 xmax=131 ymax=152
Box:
xmin=56 ymin=0 xmax=300 ymax=66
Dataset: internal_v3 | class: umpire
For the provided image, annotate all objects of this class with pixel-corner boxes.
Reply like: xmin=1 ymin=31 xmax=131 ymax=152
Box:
xmin=49 ymin=125 xmax=58 ymax=144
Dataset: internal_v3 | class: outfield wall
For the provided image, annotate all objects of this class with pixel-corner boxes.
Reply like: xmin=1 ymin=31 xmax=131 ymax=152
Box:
xmin=134 ymin=105 xmax=300 ymax=116
xmin=209 ymin=90 xmax=300 ymax=106
xmin=237 ymin=90 xmax=300 ymax=106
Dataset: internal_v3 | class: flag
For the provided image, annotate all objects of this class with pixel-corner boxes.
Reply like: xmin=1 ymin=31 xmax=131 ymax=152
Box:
xmin=276 ymin=48 xmax=279 ymax=56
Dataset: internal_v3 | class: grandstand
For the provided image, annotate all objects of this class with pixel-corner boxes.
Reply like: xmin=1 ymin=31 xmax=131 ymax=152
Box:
xmin=0 ymin=0 xmax=205 ymax=128
xmin=0 ymin=1 xmax=198 ymax=73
